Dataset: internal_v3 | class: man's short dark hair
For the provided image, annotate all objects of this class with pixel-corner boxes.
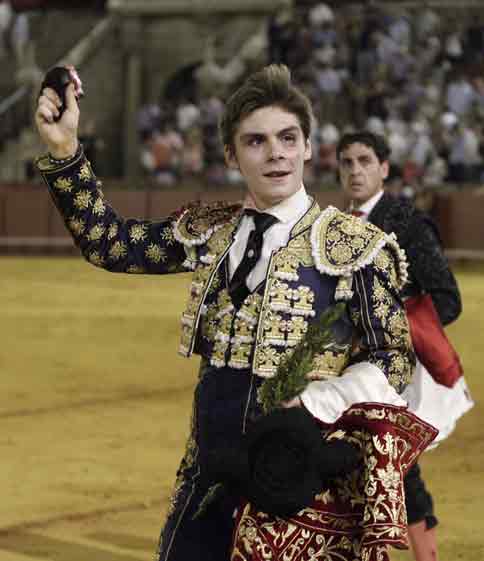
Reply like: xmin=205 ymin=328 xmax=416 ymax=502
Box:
xmin=336 ymin=131 xmax=391 ymax=163
xmin=220 ymin=64 xmax=314 ymax=156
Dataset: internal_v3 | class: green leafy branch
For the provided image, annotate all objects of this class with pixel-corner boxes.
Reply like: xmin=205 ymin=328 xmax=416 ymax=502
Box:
xmin=258 ymin=302 xmax=347 ymax=413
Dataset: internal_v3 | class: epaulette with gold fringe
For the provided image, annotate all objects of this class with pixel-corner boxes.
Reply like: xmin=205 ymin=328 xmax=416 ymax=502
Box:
xmin=174 ymin=200 xmax=243 ymax=247
xmin=311 ymin=206 xmax=408 ymax=298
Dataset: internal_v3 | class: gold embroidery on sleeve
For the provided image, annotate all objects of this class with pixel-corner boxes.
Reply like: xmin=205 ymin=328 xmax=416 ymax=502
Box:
xmin=68 ymin=216 xmax=85 ymax=236
xmin=54 ymin=177 xmax=73 ymax=192
xmin=73 ymin=190 xmax=92 ymax=210
xmin=109 ymin=240 xmax=127 ymax=260
xmin=129 ymin=223 xmax=147 ymax=244
xmin=87 ymin=224 xmax=106 ymax=241
xmin=145 ymin=243 xmax=166 ymax=263
xmin=92 ymin=197 xmax=106 ymax=216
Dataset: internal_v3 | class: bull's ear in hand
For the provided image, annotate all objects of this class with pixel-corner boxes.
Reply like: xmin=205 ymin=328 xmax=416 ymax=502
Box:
xmin=40 ymin=66 xmax=84 ymax=121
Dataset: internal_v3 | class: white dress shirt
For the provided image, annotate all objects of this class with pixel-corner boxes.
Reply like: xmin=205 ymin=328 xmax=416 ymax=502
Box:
xmin=349 ymin=189 xmax=384 ymax=222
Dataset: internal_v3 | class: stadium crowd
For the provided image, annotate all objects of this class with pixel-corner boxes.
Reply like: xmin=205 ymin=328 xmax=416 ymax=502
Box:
xmin=137 ymin=2 xmax=484 ymax=198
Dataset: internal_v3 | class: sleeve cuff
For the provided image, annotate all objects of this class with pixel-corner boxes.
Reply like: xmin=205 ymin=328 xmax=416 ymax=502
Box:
xmin=300 ymin=361 xmax=407 ymax=423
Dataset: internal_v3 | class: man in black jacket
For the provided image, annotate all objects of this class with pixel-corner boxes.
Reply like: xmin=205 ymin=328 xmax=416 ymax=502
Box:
xmin=336 ymin=130 xmax=467 ymax=561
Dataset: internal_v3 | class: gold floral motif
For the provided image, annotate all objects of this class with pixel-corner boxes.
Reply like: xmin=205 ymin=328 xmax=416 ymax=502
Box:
xmin=68 ymin=216 xmax=85 ymax=236
xmin=387 ymin=309 xmax=410 ymax=343
xmin=273 ymin=234 xmax=314 ymax=278
xmin=166 ymin=432 xmax=197 ymax=517
xmin=254 ymin=347 xmax=281 ymax=376
xmin=201 ymin=304 xmax=219 ymax=341
xmin=239 ymin=293 xmax=262 ymax=322
xmin=78 ymin=163 xmax=92 ymax=181
xmin=291 ymin=198 xmax=320 ymax=237
xmin=179 ymin=324 xmax=192 ymax=356
xmin=176 ymin=201 xmax=241 ymax=245
xmin=219 ymin=312 xmax=234 ymax=334
xmin=184 ymin=290 xmax=200 ymax=317
xmin=374 ymin=248 xmax=398 ymax=285
xmin=292 ymin=286 xmax=315 ymax=315
xmin=312 ymin=209 xmax=388 ymax=275
xmin=272 ymin=251 xmax=301 ymax=278
xmin=109 ymin=240 xmax=127 ymax=260
xmin=216 ymin=289 xmax=234 ymax=314
xmin=234 ymin=316 xmax=256 ymax=339
xmin=107 ymin=223 xmax=118 ymax=240
xmin=263 ymin=311 xmax=287 ymax=345
xmin=126 ymin=265 xmax=145 ymax=273
xmin=129 ymin=223 xmax=147 ymax=244
xmin=210 ymin=341 xmax=226 ymax=365
xmin=371 ymin=277 xmax=392 ymax=326
xmin=330 ymin=243 xmax=352 ymax=264
xmin=326 ymin=229 xmax=341 ymax=243
xmin=286 ymin=316 xmax=308 ymax=346
xmin=145 ymin=243 xmax=166 ymax=263
xmin=207 ymin=221 xmax=236 ymax=254
xmin=269 ymin=280 xmax=292 ymax=309
xmin=54 ymin=176 xmax=73 ymax=192
xmin=373 ymin=301 xmax=390 ymax=324
xmin=193 ymin=263 xmax=214 ymax=287
xmin=389 ymin=353 xmax=410 ymax=387
xmin=229 ymin=342 xmax=252 ymax=368
xmin=88 ymin=251 xmax=104 ymax=267
xmin=161 ymin=225 xmax=176 ymax=246
xmin=311 ymin=349 xmax=348 ymax=377
xmin=73 ymin=190 xmax=92 ymax=210
xmin=92 ymin=197 xmax=106 ymax=216
xmin=87 ymin=223 xmax=105 ymax=241
xmin=373 ymin=249 xmax=392 ymax=273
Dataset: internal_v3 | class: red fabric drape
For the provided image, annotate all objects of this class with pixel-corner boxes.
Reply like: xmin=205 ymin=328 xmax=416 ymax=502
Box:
xmin=231 ymin=403 xmax=437 ymax=561
xmin=404 ymin=294 xmax=463 ymax=388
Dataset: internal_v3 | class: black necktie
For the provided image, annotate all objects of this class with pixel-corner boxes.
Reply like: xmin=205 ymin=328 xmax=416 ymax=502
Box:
xmin=229 ymin=209 xmax=278 ymax=307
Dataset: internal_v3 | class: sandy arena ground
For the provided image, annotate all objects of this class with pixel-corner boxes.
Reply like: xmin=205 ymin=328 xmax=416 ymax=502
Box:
xmin=1 ymin=257 xmax=483 ymax=560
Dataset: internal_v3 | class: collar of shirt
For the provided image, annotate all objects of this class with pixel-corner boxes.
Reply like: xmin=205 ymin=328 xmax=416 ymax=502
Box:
xmin=350 ymin=189 xmax=384 ymax=221
xmin=231 ymin=185 xmax=311 ymax=290
xmin=243 ymin=185 xmax=310 ymax=224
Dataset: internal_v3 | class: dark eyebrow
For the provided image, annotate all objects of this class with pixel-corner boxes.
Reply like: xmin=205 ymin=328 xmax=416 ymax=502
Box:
xmin=239 ymin=125 xmax=300 ymax=142
xmin=278 ymin=126 xmax=300 ymax=136
xmin=239 ymin=132 xmax=266 ymax=142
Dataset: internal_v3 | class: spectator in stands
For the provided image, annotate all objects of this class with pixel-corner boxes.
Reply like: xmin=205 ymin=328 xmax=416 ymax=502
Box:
xmin=446 ymin=72 xmax=477 ymax=118
xmin=313 ymin=122 xmax=339 ymax=181
xmin=267 ymin=2 xmax=295 ymax=66
xmin=176 ymin=100 xmax=200 ymax=135
xmin=137 ymin=103 xmax=162 ymax=140
xmin=446 ymin=119 xmax=482 ymax=184
xmin=140 ymin=122 xmax=183 ymax=186
xmin=180 ymin=125 xmax=204 ymax=178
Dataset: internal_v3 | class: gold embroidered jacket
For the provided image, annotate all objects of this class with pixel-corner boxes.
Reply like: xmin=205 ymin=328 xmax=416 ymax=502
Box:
xmin=37 ymin=151 xmax=414 ymax=393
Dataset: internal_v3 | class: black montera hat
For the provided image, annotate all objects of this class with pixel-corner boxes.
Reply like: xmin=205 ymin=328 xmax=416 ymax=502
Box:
xmin=206 ymin=407 xmax=360 ymax=517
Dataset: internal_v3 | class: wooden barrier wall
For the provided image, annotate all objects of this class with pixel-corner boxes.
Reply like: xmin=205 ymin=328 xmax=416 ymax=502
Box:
xmin=0 ymin=182 xmax=482 ymax=255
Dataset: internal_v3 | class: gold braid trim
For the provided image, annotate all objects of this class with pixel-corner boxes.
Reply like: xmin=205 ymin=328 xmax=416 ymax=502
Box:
xmin=173 ymin=201 xmax=242 ymax=247
xmin=310 ymin=206 xmax=408 ymax=298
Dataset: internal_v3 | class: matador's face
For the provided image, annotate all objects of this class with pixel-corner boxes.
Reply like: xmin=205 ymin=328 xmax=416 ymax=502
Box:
xmin=225 ymin=105 xmax=311 ymax=210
